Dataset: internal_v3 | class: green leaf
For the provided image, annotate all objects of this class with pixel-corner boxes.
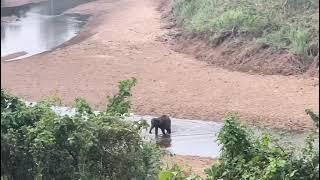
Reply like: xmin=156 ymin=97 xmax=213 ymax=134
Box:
xmin=158 ymin=171 xmax=175 ymax=180
xmin=289 ymin=170 xmax=298 ymax=177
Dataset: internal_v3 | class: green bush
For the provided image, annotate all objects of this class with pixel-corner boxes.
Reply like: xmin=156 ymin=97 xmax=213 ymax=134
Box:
xmin=1 ymin=78 xmax=163 ymax=180
xmin=106 ymin=77 xmax=137 ymax=115
xmin=205 ymin=113 xmax=319 ymax=180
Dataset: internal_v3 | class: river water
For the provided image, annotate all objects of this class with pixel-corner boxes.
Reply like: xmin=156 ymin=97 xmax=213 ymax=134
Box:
xmin=1 ymin=0 xmax=90 ymax=60
xmin=50 ymin=105 xmax=316 ymax=159
xmin=129 ymin=115 xmax=222 ymax=158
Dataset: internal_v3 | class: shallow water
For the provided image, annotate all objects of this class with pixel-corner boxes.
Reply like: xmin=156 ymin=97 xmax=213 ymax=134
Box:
xmin=48 ymin=106 xmax=222 ymax=158
xmin=128 ymin=115 xmax=223 ymax=158
xmin=47 ymin=105 xmax=316 ymax=158
xmin=1 ymin=0 xmax=89 ymax=60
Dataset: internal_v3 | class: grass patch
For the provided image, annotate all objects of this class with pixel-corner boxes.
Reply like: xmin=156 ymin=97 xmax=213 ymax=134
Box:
xmin=173 ymin=0 xmax=319 ymax=58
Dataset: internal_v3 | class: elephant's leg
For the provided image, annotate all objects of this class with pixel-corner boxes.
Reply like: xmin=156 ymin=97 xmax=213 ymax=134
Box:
xmin=167 ymin=128 xmax=171 ymax=134
xmin=160 ymin=128 xmax=166 ymax=135
xmin=149 ymin=124 xmax=154 ymax=134
xmin=155 ymin=127 xmax=159 ymax=136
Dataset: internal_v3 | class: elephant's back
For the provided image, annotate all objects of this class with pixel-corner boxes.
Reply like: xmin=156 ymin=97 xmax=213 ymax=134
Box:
xmin=159 ymin=116 xmax=171 ymax=127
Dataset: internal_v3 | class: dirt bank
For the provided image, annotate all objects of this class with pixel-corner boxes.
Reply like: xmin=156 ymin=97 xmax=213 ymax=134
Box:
xmin=163 ymin=155 xmax=216 ymax=178
xmin=1 ymin=0 xmax=319 ymax=132
xmin=157 ymin=0 xmax=319 ymax=77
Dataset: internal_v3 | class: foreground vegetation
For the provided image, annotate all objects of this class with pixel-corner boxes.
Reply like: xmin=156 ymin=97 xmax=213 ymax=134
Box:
xmin=160 ymin=111 xmax=319 ymax=180
xmin=1 ymin=78 xmax=319 ymax=179
xmin=205 ymin=113 xmax=319 ymax=180
xmin=1 ymin=78 xmax=163 ymax=180
xmin=172 ymin=0 xmax=319 ymax=62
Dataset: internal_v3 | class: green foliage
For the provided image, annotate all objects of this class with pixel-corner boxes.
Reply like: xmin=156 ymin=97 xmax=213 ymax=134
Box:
xmin=158 ymin=164 xmax=202 ymax=180
xmin=262 ymin=25 xmax=311 ymax=56
xmin=217 ymin=115 xmax=253 ymax=161
xmin=205 ymin=113 xmax=319 ymax=180
xmin=1 ymin=89 xmax=48 ymax=179
xmin=73 ymin=98 xmax=93 ymax=115
xmin=1 ymin=78 xmax=163 ymax=180
xmin=173 ymin=0 xmax=319 ymax=57
xmin=106 ymin=77 xmax=137 ymax=115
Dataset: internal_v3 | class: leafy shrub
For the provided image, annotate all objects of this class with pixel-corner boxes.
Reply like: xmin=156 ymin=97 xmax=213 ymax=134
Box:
xmin=1 ymin=78 xmax=163 ymax=180
xmin=106 ymin=77 xmax=137 ymax=115
xmin=205 ymin=112 xmax=319 ymax=179
xmin=1 ymin=89 xmax=44 ymax=179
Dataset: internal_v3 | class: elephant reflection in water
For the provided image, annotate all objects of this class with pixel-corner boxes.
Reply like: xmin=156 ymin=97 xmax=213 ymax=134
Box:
xmin=156 ymin=135 xmax=172 ymax=148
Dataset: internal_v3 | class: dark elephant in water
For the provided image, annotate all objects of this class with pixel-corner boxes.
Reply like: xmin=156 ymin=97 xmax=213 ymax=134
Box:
xmin=149 ymin=115 xmax=171 ymax=136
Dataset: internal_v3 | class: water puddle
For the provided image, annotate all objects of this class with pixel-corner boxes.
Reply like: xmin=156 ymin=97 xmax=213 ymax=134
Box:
xmin=1 ymin=0 xmax=92 ymax=60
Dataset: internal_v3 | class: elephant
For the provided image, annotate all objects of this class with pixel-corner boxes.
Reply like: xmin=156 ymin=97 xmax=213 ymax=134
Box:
xmin=149 ymin=115 xmax=171 ymax=136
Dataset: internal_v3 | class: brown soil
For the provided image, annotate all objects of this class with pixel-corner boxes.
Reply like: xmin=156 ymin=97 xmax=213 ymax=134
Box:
xmin=1 ymin=0 xmax=319 ymax=134
xmin=157 ymin=0 xmax=317 ymax=77
xmin=172 ymin=36 xmax=306 ymax=75
xmin=163 ymin=155 xmax=216 ymax=178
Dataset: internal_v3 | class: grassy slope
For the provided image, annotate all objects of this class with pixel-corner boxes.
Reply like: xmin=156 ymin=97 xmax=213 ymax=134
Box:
xmin=172 ymin=0 xmax=319 ymax=72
